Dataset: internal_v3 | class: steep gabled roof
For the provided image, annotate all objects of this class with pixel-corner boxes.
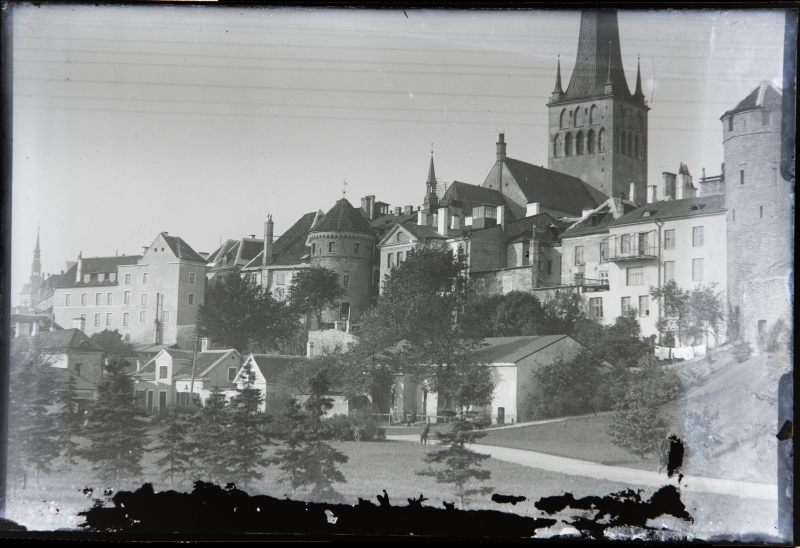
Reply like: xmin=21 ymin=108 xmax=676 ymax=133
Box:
xmin=472 ymin=335 xmax=571 ymax=364
xmin=53 ymin=256 xmax=141 ymax=288
xmin=52 ymin=367 xmax=98 ymax=391
xmin=12 ymin=328 xmax=105 ymax=354
xmin=271 ymin=212 xmax=317 ymax=265
xmin=504 ymin=157 xmax=609 ymax=215
xmin=442 ymin=181 xmax=515 ymax=220
xmin=161 ymin=234 xmax=207 ymax=263
xmin=608 ymin=195 xmax=726 ymax=227
xmin=561 ymin=199 xmax=638 ymax=238
xmin=310 ymin=198 xmax=374 ymax=235
xmin=246 ymin=354 xmax=299 ymax=384
xmin=721 ymin=80 xmax=782 ymax=119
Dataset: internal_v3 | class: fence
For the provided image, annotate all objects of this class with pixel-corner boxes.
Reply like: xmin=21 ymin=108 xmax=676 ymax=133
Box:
xmin=405 ymin=414 xmax=452 ymax=426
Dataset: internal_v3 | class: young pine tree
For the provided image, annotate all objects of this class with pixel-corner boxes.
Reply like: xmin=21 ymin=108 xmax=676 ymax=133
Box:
xmin=271 ymin=397 xmax=308 ymax=495
xmin=222 ymin=362 xmax=274 ymax=490
xmin=191 ymin=387 xmax=232 ymax=485
xmin=152 ymin=407 xmax=198 ymax=489
xmin=8 ymin=348 xmax=61 ymax=488
xmin=78 ymin=358 xmax=149 ymax=488
xmin=54 ymin=373 xmax=84 ymax=471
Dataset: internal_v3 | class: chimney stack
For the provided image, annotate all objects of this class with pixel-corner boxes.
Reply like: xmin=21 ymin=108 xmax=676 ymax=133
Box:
xmin=497 ymin=205 xmax=506 ymax=228
xmin=73 ymin=317 xmax=86 ymax=332
xmin=201 ymin=337 xmax=210 ymax=352
xmin=526 ymin=202 xmax=540 ymax=216
xmin=496 ymin=133 xmax=507 ymax=162
xmin=629 ymin=183 xmax=637 ymax=204
xmin=417 ymin=209 xmax=427 ymax=226
xmin=263 ymin=215 xmax=274 ymax=267
xmin=437 ymin=207 xmax=449 ymax=237
xmin=76 ymin=253 xmax=83 ymax=282
xmin=361 ymin=196 xmax=376 ymax=220
xmin=394 ymin=206 xmax=402 ymax=216
xmin=404 ymin=205 xmax=413 ymax=215
xmin=647 ymin=185 xmax=657 ymax=203
xmin=662 ymin=172 xmax=677 ymax=199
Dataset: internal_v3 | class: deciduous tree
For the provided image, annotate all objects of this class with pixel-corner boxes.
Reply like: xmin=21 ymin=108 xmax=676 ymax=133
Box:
xmin=650 ymin=280 xmax=691 ymax=347
xmin=90 ymin=329 xmax=135 ymax=357
xmin=288 ymin=266 xmax=346 ymax=329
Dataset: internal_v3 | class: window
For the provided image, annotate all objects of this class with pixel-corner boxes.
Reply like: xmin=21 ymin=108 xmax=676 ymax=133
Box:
xmin=159 ymin=366 xmax=168 ymax=380
xmin=397 ymin=251 xmax=403 ymax=262
xmin=573 ymin=107 xmax=581 ymax=127
xmin=104 ymin=292 xmax=112 ymax=305
xmin=762 ymin=110 xmax=771 ymax=125
xmin=123 ymin=312 xmax=130 ymax=326
xmin=621 ymin=234 xmax=631 ymax=254
xmin=163 ymin=310 xmax=170 ymax=323
xmin=124 ymin=273 xmax=131 ymax=284
xmin=639 ymin=296 xmax=650 ymax=317
xmin=141 ymin=294 xmax=148 ymax=306
xmin=106 ymin=313 xmax=112 ymax=326
xmin=600 ymin=242 xmax=608 ymax=262
xmin=589 ymin=104 xmax=598 ymax=124
xmin=553 ymin=134 xmax=560 ymax=157
xmin=228 ymin=367 xmax=238 ymax=382
xmin=621 ymin=297 xmax=632 ymax=315
xmin=276 ymin=273 xmax=285 ymax=286
xmin=538 ymin=261 xmax=544 ymax=271
xmin=139 ymin=311 xmax=147 ymax=323
xmin=692 ymin=226 xmax=704 ymax=247
xmin=343 ymin=276 xmax=349 ymax=288
xmin=564 ymin=133 xmax=573 ymax=156
xmin=547 ymin=260 xmax=553 ymax=275
xmin=65 ymin=294 xmax=72 ymax=306
xmin=599 ymin=270 xmax=609 ymax=283
xmin=740 ymin=170 xmax=745 ymax=185
xmin=387 ymin=253 xmax=394 ymax=267
xmin=664 ymin=261 xmax=675 ymax=282
xmin=727 ymin=117 xmax=733 ymax=131
xmin=329 ymin=241 xmax=336 ymax=253
xmin=587 ymin=129 xmax=595 ymax=153
xmin=95 ymin=292 xmax=102 ymax=305
xmin=142 ymin=273 xmax=149 ymax=284
xmin=692 ymin=258 xmax=704 ymax=281
xmin=664 ymin=229 xmax=675 ymax=250
xmin=188 ymin=293 xmax=195 ymax=306
xmin=311 ymin=243 xmax=316 ymax=255
xmin=94 ymin=314 xmax=101 ymax=327
xmin=574 ymin=246 xmax=584 ymax=266
xmin=81 ymin=293 xmax=88 ymax=306
xmin=575 ymin=131 xmax=584 ymax=155
xmin=598 ymin=128 xmax=605 ymax=152
xmin=354 ymin=243 xmax=360 ymax=254
xmin=628 ymin=133 xmax=633 ymax=156
xmin=124 ymin=333 xmax=130 ymax=341
xmin=189 ymin=272 xmax=196 ymax=285
xmin=772 ymin=167 xmax=778 ymax=182
xmin=589 ymin=297 xmax=603 ymax=319
xmin=74 ymin=363 xmax=82 ymax=378
xmin=124 ymin=291 xmax=131 ymax=304
xmin=626 ymin=267 xmax=643 ymax=286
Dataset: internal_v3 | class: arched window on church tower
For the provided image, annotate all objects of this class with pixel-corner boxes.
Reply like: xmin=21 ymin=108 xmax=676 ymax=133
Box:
xmin=589 ymin=105 xmax=598 ymax=125
xmin=634 ymin=135 xmax=640 ymax=159
xmin=560 ymin=109 xmax=567 ymax=129
xmin=564 ymin=133 xmax=573 ymax=156
xmin=598 ymin=128 xmax=606 ymax=152
xmin=620 ymin=130 xmax=626 ymax=155
xmin=638 ymin=112 xmax=643 ymax=131
xmin=573 ymin=107 xmax=581 ymax=127
xmin=627 ymin=133 xmax=633 ymax=157
xmin=587 ymin=129 xmax=595 ymax=154
xmin=553 ymin=134 xmax=561 ymax=157
xmin=575 ymin=131 xmax=584 ymax=155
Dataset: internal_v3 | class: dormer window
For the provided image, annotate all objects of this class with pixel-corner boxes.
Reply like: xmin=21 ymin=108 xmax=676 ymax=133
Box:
xmin=642 ymin=211 xmax=652 ymax=217
xmin=689 ymin=204 xmax=706 ymax=211
xmin=159 ymin=365 xmax=168 ymax=379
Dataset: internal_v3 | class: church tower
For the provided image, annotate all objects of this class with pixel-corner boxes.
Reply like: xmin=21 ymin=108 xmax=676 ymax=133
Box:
xmin=547 ymin=9 xmax=649 ymax=204
xmin=18 ymin=228 xmax=43 ymax=311
xmin=422 ymin=153 xmax=438 ymax=214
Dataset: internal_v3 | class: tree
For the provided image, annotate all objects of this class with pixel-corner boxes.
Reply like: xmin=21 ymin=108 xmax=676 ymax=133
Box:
xmin=650 ymin=280 xmax=690 ymax=346
xmin=191 ymin=387 xmax=232 ymax=485
xmin=8 ymin=346 xmax=61 ymax=487
xmin=608 ymin=355 xmax=682 ymax=458
xmin=271 ymin=398 xmax=308 ymax=494
xmin=222 ymin=362 xmax=274 ymax=490
xmin=79 ymin=358 xmax=149 ymax=487
xmin=539 ymin=290 xmax=586 ymax=336
xmin=54 ymin=374 xmax=84 ymax=471
xmin=152 ymin=407 xmax=198 ymax=488
xmin=288 ymin=265 xmax=346 ymax=329
xmin=196 ymin=268 xmax=299 ymax=354
xmin=687 ymin=283 xmax=726 ymax=348
xmin=90 ymin=329 xmax=135 ymax=357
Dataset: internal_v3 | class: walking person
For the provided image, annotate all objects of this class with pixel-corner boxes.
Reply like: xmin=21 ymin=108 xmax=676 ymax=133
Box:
xmin=420 ymin=422 xmax=430 ymax=445
xmin=407 ymin=410 xmax=416 ymax=427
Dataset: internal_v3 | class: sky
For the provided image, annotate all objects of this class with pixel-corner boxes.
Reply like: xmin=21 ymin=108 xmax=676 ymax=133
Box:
xmin=9 ymin=5 xmax=787 ymax=303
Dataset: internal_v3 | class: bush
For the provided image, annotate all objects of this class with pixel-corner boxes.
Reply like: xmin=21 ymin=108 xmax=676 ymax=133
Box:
xmin=325 ymin=414 xmax=353 ymax=441
xmin=733 ymin=340 xmax=754 ymax=363
xmin=348 ymin=407 xmax=383 ymax=441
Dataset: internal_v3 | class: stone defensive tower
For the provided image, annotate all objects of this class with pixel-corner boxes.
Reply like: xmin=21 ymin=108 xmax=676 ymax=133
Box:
xmin=307 ymin=197 xmax=376 ymax=326
xmin=722 ymin=80 xmax=793 ymax=350
xmin=548 ymin=9 xmax=648 ymax=205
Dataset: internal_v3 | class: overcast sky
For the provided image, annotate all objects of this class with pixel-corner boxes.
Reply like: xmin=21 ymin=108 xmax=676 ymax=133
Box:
xmin=10 ymin=5 xmax=786 ymax=302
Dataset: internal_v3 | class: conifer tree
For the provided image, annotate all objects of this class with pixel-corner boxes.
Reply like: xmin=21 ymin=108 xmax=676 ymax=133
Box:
xmin=54 ymin=373 xmax=84 ymax=471
xmin=272 ymin=397 xmax=308 ymax=494
xmin=222 ymin=362 xmax=274 ymax=490
xmin=191 ymin=387 xmax=232 ymax=484
xmin=78 ymin=358 xmax=149 ymax=488
xmin=152 ymin=407 xmax=198 ymax=489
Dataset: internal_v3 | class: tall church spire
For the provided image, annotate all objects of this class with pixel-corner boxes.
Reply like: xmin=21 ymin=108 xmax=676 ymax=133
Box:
xmin=559 ymin=9 xmax=632 ymax=102
xmin=553 ymin=55 xmax=564 ymax=94
xmin=31 ymin=227 xmax=41 ymax=278
xmin=423 ymin=151 xmax=439 ymax=214
xmin=633 ymin=54 xmax=645 ymax=101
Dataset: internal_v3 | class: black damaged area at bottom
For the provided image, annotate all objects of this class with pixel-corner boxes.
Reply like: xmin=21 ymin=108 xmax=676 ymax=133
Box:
xmin=491 ymin=494 xmax=527 ymax=505
xmin=535 ymin=485 xmax=694 ymax=539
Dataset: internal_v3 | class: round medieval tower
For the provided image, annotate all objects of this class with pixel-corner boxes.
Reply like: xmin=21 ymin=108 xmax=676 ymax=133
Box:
xmin=307 ymin=197 xmax=376 ymax=325
xmin=722 ymin=80 xmax=793 ymax=350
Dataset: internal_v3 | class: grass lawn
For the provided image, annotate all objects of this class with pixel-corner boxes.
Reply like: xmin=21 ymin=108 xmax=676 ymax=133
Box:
xmin=479 ymin=414 xmax=660 ymax=472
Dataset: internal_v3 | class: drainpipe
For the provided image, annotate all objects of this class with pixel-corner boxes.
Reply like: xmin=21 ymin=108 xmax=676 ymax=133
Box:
xmin=654 ymin=219 xmax=664 ymax=345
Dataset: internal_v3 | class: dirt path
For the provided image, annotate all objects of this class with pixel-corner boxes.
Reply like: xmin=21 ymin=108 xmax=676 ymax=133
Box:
xmin=387 ymin=434 xmax=776 ymax=501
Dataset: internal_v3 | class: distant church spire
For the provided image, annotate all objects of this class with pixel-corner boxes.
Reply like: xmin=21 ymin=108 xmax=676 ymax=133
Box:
xmin=553 ymin=55 xmax=564 ymax=94
xmin=633 ymin=54 xmax=645 ymax=101
xmin=32 ymin=227 xmax=41 ymax=278
xmin=423 ymin=150 xmax=438 ymax=213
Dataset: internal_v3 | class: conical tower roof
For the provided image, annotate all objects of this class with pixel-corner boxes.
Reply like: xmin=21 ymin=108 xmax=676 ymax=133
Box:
xmin=310 ymin=197 xmax=374 ymax=235
xmin=721 ymin=80 xmax=782 ymax=119
xmin=633 ymin=55 xmax=645 ymax=100
xmin=553 ymin=55 xmax=564 ymax=94
xmin=561 ymin=9 xmax=633 ymax=102
xmin=426 ymin=154 xmax=437 ymax=186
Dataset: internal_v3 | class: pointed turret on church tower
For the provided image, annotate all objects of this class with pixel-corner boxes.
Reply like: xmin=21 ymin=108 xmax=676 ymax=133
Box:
xmin=17 ymin=228 xmax=43 ymax=312
xmin=423 ymin=152 xmax=439 ymax=214
xmin=547 ymin=9 xmax=649 ymax=205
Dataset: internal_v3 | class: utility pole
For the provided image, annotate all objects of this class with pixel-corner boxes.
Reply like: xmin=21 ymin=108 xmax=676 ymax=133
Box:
xmin=189 ymin=333 xmax=199 ymax=406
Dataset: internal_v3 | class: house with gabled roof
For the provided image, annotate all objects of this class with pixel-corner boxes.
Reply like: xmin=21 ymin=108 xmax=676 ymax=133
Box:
xmin=11 ymin=324 xmax=106 ymax=384
xmin=52 ymin=232 xmax=208 ymax=346
xmin=131 ymin=347 xmax=242 ymax=413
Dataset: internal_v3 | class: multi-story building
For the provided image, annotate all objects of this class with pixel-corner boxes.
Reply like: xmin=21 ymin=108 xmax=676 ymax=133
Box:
xmin=547 ymin=9 xmax=649 ymax=205
xmin=52 ymin=232 xmax=208 ymax=345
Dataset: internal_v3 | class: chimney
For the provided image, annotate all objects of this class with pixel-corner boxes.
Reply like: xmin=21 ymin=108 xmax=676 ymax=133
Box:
xmin=142 ymin=246 xmax=149 ymax=254
xmin=610 ymin=197 xmax=625 ymax=219
xmin=361 ymin=196 xmax=376 ymax=220
xmin=73 ymin=317 xmax=86 ymax=331
xmin=249 ymin=234 xmax=256 ymax=239
xmin=201 ymin=337 xmax=209 ymax=352
xmin=76 ymin=253 xmax=83 ymax=282
xmin=437 ymin=207 xmax=449 ymax=237
xmin=404 ymin=205 xmax=413 ymax=215
xmin=394 ymin=206 xmax=402 ymax=216
xmin=629 ymin=183 xmax=637 ymax=204
xmin=263 ymin=215 xmax=274 ymax=266
xmin=647 ymin=185 xmax=657 ymax=203
xmin=450 ymin=215 xmax=461 ymax=230
xmin=662 ymin=172 xmax=677 ymax=199
xmin=417 ymin=209 xmax=427 ymax=226
xmin=497 ymin=205 xmax=506 ymax=228
xmin=526 ymin=202 xmax=540 ymax=216
xmin=496 ymin=133 xmax=507 ymax=161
